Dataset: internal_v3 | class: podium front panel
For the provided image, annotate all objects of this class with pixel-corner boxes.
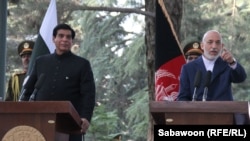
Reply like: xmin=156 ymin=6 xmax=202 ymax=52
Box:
xmin=0 ymin=101 xmax=81 ymax=141
xmin=150 ymin=101 xmax=249 ymax=125
xmin=0 ymin=113 xmax=57 ymax=140
xmin=165 ymin=113 xmax=233 ymax=125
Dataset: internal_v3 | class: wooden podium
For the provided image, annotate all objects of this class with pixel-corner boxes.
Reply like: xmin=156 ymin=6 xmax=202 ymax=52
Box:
xmin=0 ymin=101 xmax=82 ymax=141
xmin=150 ymin=101 xmax=250 ymax=125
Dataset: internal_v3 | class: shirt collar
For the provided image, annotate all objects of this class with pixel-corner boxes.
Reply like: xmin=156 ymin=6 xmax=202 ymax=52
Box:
xmin=202 ymin=55 xmax=216 ymax=71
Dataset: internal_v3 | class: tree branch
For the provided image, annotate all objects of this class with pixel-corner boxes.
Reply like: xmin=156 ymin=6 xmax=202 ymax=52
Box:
xmin=72 ymin=5 xmax=155 ymax=18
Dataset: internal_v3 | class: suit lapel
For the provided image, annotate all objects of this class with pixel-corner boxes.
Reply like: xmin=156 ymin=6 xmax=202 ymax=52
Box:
xmin=210 ymin=57 xmax=228 ymax=82
xmin=194 ymin=57 xmax=227 ymax=84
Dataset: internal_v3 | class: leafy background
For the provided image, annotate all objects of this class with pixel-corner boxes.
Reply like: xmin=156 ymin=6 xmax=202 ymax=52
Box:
xmin=4 ymin=0 xmax=250 ymax=140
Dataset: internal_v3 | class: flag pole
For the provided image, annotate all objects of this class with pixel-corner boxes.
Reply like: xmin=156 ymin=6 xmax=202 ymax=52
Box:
xmin=0 ymin=0 xmax=7 ymax=100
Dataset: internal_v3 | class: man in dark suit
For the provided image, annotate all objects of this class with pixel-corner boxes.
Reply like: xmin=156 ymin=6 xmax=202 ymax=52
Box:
xmin=19 ymin=23 xmax=96 ymax=141
xmin=177 ymin=30 xmax=248 ymax=124
xmin=178 ymin=30 xmax=246 ymax=101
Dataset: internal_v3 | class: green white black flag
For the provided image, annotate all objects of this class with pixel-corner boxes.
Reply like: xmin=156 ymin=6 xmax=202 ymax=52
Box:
xmin=27 ymin=0 xmax=57 ymax=74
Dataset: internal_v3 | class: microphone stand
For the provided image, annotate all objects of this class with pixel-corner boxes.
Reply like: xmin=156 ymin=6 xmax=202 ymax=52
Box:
xmin=192 ymin=88 xmax=198 ymax=101
xmin=192 ymin=70 xmax=201 ymax=101
xmin=202 ymin=87 xmax=208 ymax=101
xmin=202 ymin=71 xmax=212 ymax=101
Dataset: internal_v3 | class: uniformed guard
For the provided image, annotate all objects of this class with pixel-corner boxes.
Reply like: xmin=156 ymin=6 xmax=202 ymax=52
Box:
xmin=5 ymin=40 xmax=34 ymax=101
xmin=112 ymin=134 xmax=122 ymax=141
xmin=183 ymin=41 xmax=203 ymax=63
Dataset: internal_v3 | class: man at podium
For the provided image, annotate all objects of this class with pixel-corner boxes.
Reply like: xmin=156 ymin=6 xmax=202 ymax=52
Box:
xmin=19 ymin=23 xmax=96 ymax=141
xmin=177 ymin=30 xmax=248 ymax=124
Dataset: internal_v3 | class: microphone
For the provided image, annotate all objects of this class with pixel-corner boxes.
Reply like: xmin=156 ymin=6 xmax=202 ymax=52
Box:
xmin=19 ymin=75 xmax=34 ymax=101
xmin=29 ymin=73 xmax=46 ymax=101
xmin=192 ymin=70 xmax=201 ymax=101
xmin=202 ymin=71 xmax=212 ymax=101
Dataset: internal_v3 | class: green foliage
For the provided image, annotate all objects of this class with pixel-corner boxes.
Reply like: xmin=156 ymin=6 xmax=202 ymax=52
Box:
xmin=6 ymin=0 xmax=250 ymax=141
xmin=85 ymin=104 xmax=121 ymax=140
xmin=125 ymin=88 xmax=149 ymax=140
xmin=70 ymin=1 xmax=147 ymax=140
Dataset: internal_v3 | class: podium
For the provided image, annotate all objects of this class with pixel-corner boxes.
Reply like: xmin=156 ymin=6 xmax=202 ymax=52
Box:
xmin=150 ymin=101 xmax=250 ymax=125
xmin=0 ymin=101 xmax=82 ymax=141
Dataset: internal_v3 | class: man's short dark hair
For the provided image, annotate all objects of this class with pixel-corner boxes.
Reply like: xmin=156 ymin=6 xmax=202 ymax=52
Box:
xmin=53 ymin=23 xmax=75 ymax=39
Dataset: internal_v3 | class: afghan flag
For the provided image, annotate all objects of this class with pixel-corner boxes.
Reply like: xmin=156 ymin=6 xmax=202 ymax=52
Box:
xmin=27 ymin=0 xmax=57 ymax=74
xmin=155 ymin=0 xmax=186 ymax=101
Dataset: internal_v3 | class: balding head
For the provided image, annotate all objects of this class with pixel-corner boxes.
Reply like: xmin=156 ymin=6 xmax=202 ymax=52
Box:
xmin=202 ymin=30 xmax=222 ymax=43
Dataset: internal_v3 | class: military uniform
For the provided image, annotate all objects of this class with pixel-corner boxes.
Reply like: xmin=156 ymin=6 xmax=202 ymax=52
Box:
xmin=183 ymin=41 xmax=203 ymax=63
xmin=183 ymin=41 xmax=203 ymax=57
xmin=5 ymin=71 xmax=26 ymax=101
xmin=112 ymin=134 xmax=122 ymax=141
xmin=5 ymin=40 xmax=34 ymax=101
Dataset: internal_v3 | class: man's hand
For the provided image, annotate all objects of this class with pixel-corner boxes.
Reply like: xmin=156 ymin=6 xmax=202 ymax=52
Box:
xmin=80 ymin=118 xmax=90 ymax=134
xmin=220 ymin=48 xmax=235 ymax=64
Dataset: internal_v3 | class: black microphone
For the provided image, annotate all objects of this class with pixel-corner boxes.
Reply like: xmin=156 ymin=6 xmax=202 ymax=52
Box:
xmin=19 ymin=75 xmax=35 ymax=101
xmin=202 ymin=71 xmax=212 ymax=101
xmin=192 ymin=70 xmax=201 ymax=101
xmin=29 ymin=73 xmax=46 ymax=101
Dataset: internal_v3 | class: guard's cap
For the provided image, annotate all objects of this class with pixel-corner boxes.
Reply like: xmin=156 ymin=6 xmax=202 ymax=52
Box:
xmin=183 ymin=41 xmax=203 ymax=56
xmin=18 ymin=40 xmax=34 ymax=56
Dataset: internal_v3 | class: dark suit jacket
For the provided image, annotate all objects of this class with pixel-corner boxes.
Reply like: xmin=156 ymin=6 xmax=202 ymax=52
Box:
xmin=21 ymin=51 xmax=96 ymax=141
xmin=24 ymin=51 xmax=96 ymax=120
xmin=177 ymin=56 xmax=247 ymax=101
